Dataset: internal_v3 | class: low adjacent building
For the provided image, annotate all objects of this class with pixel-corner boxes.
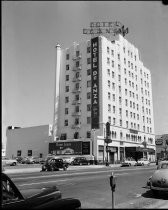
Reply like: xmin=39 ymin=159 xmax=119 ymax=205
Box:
xmin=6 ymin=125 xmax=53 ymax=159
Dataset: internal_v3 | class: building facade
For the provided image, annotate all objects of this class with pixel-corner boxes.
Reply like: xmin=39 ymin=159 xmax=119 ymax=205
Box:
xmin=6 ymin=125 xmax=52 ymax=158
xmin=53 ymin=34 xmax=156 ymax=163
xmin=155 ymin=134 xmax=168 ymax=160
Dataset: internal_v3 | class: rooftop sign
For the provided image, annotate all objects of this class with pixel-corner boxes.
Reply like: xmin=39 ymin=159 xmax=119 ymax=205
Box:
xmin=83 ymin=21 xmax=129 ymax=37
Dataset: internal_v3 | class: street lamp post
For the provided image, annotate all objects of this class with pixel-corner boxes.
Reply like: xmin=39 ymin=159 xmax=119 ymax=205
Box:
xmin=105 ymin=122 xmax=112 ymax=166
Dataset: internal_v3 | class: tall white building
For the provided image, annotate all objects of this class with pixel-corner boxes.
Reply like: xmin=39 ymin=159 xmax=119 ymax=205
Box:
xmin=52 ymin=34 xmax=155 ymax=163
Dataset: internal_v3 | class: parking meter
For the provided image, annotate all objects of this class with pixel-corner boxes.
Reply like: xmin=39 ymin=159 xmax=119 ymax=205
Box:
xmin=110 ymin=172 xmax=116 ymax=192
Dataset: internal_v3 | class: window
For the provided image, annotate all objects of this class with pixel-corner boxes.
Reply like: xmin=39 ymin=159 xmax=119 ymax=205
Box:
xmin=126 ymin=110 xmax=128 ymax=117
xmin=76 ymin=72 xmax=80 ymax=78
xmin=118 ymin=54 xmax=120 ymax=60
xmin=65 ymin=86 xmax=69 ymax=92
xmin=64 ymin=120 xmax=68 ymax=126
xmin=65 ymin=108 xmax=68 ymax=114
xmin=76 ymin=51 xmax=80 ymax=57
xmin=113 ymin=118 xmax=116 ymax=125
xmin=118 ymin=75 xmax=121 ymax=82
xmin=112 ymin=94 xmax=115 ymax=101
xmin=87 ymin=131 xmax=91 ymax=138
xmin=112 ymin=82 xmax=115 ymax=90
xmin=125 ymin=99 xmax=128 ymax=106
xmin=65 ymin=96 xmax=69 ymax=103
xmin=123 ymin=47 xmax=125 ymax=53
xmin=113 ymin=106 xmax=115 ymax=113
xmin=119 ymin=108 xmax=122 ymax=116
xmin=107 ymin=57 xmax=110 ymax=64
xmin=125 ymin=89 xmax=127 ymax=95
xmin=87 ymin=47 xmax=91 ymax=53
xmin=112 ymin=71 xmax=115 ymax=78
xmin=87 ymin=92 xmax=91 ymax=99
xmin=75 ymin=106 xmax=79 ymax=112
xmin=87 ymin=80 xmax=91 ymax=87
xmin=66 ymin=65 xmax=69 ymax=70
xmin=125 ymin=78 xmax=127 ymax=85
xmin=28 ymin=150 xmax=32 ymax=156
xmin=124 ymin=68 xmax=126 ymax=74
xmin=107 ymin=69 xmax=110 ymax=76
xmin=120 ymin=120 xmax=122 ymax=127
xmin=108 ymin=92 xmax=111 ymax=100
xmin=87 ymin=58 xmax=91 ymax=64
xmin=17 ymin=150 xmax=22 ymax=156
xmin=87 ymin=117 xmax=91 ymax=124
xmin=86 ymin=69 xmax=91 ymax=76
xmin=74 ymin=118 xmax=79 ymax=125
xmin=66 ymin=75 xmax=69 ymax=81
xmin=118 ymin=64 xmax=121 ymax=71
xmin=108 ymin=116 xmax=111 ymax=123
xmin=108 ymin=80 xmax=111 ymax=88
xmin=126 ymin=121 xmax=128 ymax=128
xmin=108 ymin=104 xmax=111 ymax=112
xmin=75 ymin=94 xmax=79 ymax=100
xmin=107 ymin=46 xmax=110 ymax=53
xmin=119 ymin=86 xmax=121 ymax=93
xmin=76 ymin=61 xmax=80 ymax=67
xmin=76 ymin=83 xmax=79 ymax=89
xmin=111 ymin=50 xmax=114 ymax=56
xmin=87 ymin=104 xmax=91 ymax=111
xmin=119 ymin=97 xmax=122 ymax=104
xmin=66 ymin=54 xmax=69 ymax=60
xmin=124 ymin=58 xmax=126 ymax=64
xmin=112 ymin=60 xmax=114 ymax=67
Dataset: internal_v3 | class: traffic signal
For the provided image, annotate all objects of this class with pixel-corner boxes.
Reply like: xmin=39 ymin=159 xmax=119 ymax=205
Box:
xmin=106 ymin=122 xmax=111 ymax=137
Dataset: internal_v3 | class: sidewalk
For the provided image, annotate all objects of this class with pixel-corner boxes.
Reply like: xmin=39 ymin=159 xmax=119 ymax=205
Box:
xmin=3 ymin=164 xmax=121 ymax=174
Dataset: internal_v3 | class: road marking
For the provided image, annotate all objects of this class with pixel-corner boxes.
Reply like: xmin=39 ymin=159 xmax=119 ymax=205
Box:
xmin=18 ymin=172 xmax=131 ymax=187
xmin=19 ymin=179 xmax=72 ymax=186
xmin=13 ymin=167 xmax=154 ymax=181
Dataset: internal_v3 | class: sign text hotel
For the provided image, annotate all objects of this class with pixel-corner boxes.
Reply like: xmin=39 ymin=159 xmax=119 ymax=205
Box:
xmin=91 ymin=37 xmax=99 ymax=129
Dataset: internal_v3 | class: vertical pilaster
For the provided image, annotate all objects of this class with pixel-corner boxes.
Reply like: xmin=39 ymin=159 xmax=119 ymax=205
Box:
xmin=53 ymin=44 xmax=61 ymax=141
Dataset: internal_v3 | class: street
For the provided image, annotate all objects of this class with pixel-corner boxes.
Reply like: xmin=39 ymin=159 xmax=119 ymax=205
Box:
xmin=6 ymin=165 xmax=168 ymax=208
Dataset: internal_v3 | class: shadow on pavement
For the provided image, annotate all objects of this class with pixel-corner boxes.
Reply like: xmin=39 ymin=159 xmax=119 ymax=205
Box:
xmin=141 ymin=189 xmax=168 ymax=200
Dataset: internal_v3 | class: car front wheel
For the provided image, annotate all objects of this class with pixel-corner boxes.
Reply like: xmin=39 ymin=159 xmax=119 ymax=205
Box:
xmin=11 ymin=162 xmax=16 ymax=166
xmin=152 ymin=189 xmax=159 ymax=196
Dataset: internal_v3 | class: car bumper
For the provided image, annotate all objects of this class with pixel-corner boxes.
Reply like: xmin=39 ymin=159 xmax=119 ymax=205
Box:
xmin=151 ymin=185 xmax=168 ymax=191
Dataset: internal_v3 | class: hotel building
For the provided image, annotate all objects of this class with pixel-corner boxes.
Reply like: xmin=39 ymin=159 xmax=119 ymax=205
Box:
xmin=51 ymin=34 xmax=155 ymax=163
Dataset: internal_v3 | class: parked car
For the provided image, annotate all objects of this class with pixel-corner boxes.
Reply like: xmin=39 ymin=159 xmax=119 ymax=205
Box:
xmin=121 ymin=159 xmax=136 ymax=167
xmin=2 ymin=157 xmax=17 ymax=166
xmin=146 ymin=160 xmax=168 ymax=196
xmin=41 ymin=157 xmax=69 ymax=171
xmin=61 ymin=156 xmax=75 ymax=165
xmin=135 ymin=158 xmax=150 ymax=166
xmin=2 ymin=172 xmax=81 ymax=209
xmin=72 ymin=157 xmax=90 ymax=166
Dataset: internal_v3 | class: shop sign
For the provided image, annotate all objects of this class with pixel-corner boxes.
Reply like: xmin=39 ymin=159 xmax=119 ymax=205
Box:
xmin=49 ymin=141 xmax=90 ymax=155
xmin=106 ymin=147 xmax=117 ymax=153
xmin=91 ymin=37 xmax=99 ymax=129
xmin=82 ymin=142 xmax=90 ymax=155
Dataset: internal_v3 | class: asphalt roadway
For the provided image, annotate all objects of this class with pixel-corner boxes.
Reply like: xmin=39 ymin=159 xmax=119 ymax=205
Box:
xmin=3 ymin=163 xmax=168 ymax=209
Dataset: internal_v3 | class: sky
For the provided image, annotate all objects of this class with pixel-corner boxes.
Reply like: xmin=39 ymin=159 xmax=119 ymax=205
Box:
xmin=2 ymin=1 xmax=168 ymax=148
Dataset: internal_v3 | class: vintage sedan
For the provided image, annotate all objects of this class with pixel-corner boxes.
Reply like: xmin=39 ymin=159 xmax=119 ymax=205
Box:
xmin=121 ymin=159 xmax=136 ymax=167
xmin=135 ymin=158 xmax=150 ymax=166
xmin=146 ymin=160 xmax=168 ymax=196
xmin=2 ymin=157 xmax=17 ymax=166
xmin=2 ymin=173 xmax=81 ymax=209
xmin=72 ymin=157 xmax=90 ymax=166
xmin=41 ymin=157 xmax=69 ymax=171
